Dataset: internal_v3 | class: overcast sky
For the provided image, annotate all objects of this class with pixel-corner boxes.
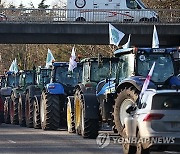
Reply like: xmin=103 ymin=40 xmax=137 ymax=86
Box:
xmin=2 ymin=0 xmax=66 ymax=8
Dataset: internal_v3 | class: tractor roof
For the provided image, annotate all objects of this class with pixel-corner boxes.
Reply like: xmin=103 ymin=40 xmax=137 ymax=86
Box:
xmin=80 ymin=57 xmax=119 ymax=63
xmin=114 ymin=47 xmax=180 ymax=56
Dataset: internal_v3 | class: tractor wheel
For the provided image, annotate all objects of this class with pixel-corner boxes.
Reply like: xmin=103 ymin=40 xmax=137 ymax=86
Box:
xmin=122 ymin=128 xmax=136 ymax=154
xmin=67 ymin=96 xmax=75 ymax=133
xmin=10 ymin=94 xmax=19 ymax=125
xmin=18 ymin=94 xmax=26 ymax=127
xmin=25 ymin=93 xmax=34 ymax=128
xmin=4 ymin=97 xmax=10 ymax=124
xmin=136 ymin=131 xmax=150 ymax=154
xmin=74 ymin=90 xmax=99 ymax=139
xmin=114 ymin=87 xmax=138 ymax=136
xmin=33 ymin=98 xmax=41 ymax=129
xmin=40 ymin=91 xmax=60 ymax=130
xmin=74 ymin=90 xmax=83 ymax=135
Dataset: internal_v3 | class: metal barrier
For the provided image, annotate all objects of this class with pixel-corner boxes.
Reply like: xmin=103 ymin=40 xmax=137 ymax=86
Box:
xmin=0 ymin=8 xmax=179 ymax=23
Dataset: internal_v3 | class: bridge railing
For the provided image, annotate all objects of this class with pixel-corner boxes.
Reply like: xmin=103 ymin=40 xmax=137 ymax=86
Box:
xmin=0 ymin=8 xmax=179 ymax=23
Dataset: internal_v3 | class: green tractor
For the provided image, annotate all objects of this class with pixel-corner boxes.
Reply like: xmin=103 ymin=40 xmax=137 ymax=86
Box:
xmin=70 ymin=57 xmax=119 ymax=138
xmin=24 ymin=67 xmax=51 ymax=128
xmin=10 ymin=69 xmax=36 ymax=125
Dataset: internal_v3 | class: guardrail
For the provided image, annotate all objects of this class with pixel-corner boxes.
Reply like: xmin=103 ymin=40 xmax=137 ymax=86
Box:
xmin=0 ymin=8 xmax=179 ymax=23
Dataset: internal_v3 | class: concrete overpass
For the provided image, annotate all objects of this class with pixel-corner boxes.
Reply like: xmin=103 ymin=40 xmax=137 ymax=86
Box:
xmin=0 ymin=23 xmax=179 ymax=46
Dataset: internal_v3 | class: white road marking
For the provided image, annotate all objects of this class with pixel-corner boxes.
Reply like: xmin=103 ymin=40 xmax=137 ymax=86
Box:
xmin=8 ymin=140 xmax=16 ymax=143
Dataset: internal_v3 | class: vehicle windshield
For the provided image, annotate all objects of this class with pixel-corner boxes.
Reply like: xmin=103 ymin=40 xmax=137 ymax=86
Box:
xmin=38 ymin=69 xmax=51 ymax=85
xmin=126 ymin=0 xmax=142 ymax=9
xmin=137 ymin=54 xmax=174 ymax=83
xmin=90 ymin=61 xmax=118 ymax=83
xmin=55 ymin=66 xmax=82 ymax=86
xmin=25 ymin=73 xmax=34 ymax=85
xmin=7 ymin=74 xmax=19 ymax=87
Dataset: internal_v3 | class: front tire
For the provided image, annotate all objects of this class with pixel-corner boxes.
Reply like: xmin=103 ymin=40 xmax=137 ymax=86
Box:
xmin=40 ymin=91 xmax=60 ymax=130
xmin=25 ymin=93 xmax=34 ymax=128
xmin=114 ymin=87 xmax=138 ymax=136
xmin=10 ymin=93 xmax=19 ymax=125
xmin=122 ymin=128 xmax=136 ymax=154
xmin=18 ymin=94 xmax=26 ymax=127
xmin=4 ymin=97 xmax=11 ymax=124
xmin=136 ymin=131 xmax=150 ymax=154
xmin=74 ymin=90 xmax=99 ymax=139
xmin=67 ymin=96 xmax=75 ymax=133
xmin=33 ymin=97 xmax=41 ymax=129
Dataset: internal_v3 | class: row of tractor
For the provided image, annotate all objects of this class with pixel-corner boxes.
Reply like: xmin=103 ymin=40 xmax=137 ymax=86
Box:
xmin=0 ymin=46 xmax=180 ymax=153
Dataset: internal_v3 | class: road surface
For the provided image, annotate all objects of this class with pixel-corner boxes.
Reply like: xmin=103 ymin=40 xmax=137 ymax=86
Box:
xmin=0 ymin=124 xmax=179 ymax=154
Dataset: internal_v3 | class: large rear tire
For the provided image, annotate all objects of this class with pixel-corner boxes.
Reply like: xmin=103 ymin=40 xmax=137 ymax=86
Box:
xmin=122 ymin=128 xmax=136 ymax=154
xmin=10 ymin=93 xmax=19 ymax=125
xmin=18 ymin=94 xmax=26 ymax=127
xmin=74 ymin=90 xmax=99 ymax=139
xmin=4 ymin=97 xmax=10 ymax=124
xmin=40 ymin=91 xmax=60 ymax=130
xmin=33 ymin=97 xmax=41 ymax=129
xmin=25 ymin=93 xmax=34 ymax=128
xmin=67 ymin=96 xmax=75 ymax=133
xmin=136 ymin=131 xmax=150 ymax=154
xmin=114 ymin=87 xmax=138 ymax=136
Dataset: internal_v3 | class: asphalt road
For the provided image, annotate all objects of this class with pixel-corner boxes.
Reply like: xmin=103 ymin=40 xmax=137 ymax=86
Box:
xmin=0 ymin=124 xmax=179 ymax=154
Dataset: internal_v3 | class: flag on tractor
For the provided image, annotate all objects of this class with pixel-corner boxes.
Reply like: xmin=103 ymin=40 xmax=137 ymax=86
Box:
xmin=9 ymin=58 xmax=18 ymax=74
xmin=122 ymin=34 xmax=131 ymax=49
xmin=68 ymin=46 xmax=77 ymax=72
xmin=45 ymin=48 xmax=55 ymax=68
xmin=109 ymin=23 xmax=125 ymax=47
xmin=152 ymin=25 xmax=159 ymax=48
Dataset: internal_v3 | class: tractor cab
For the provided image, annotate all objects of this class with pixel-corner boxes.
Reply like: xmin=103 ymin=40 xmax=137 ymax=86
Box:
xmin=114 ymin=47 xmax=180 ymax=89
xmin=36 ymin=67 xmax=51 ymax=87
xmin=81 ymin=57 xmax=119 ymax=87
xmin=19 ymin=70 xmax=36 ymax=88
xmin=46 ymin=62 xmax=82 ymax=96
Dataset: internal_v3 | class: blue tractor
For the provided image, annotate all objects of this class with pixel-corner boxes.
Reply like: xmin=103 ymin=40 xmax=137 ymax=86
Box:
xmin=103 ymin=47 xmax=180 ymax=138
xmin=40 ymin=62 xmax=82 ymax=130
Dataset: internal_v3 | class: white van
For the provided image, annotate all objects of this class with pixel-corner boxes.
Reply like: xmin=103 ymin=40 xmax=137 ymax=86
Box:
xmin=66 ymin=0 xmax=158 ymax=22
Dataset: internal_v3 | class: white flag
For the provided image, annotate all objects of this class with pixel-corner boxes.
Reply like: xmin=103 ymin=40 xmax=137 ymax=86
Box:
xmin=109 ymin=23 xmax=125 ymax=47
xmin=13 ymin=58 xmax=18 ymax=74
xmin=9 ymin=60 xmax=14 ymax=72
xmin=9 ymin=58 xmax=18 ymax=74
xmin=45 ymin=48 xmax=55 ymax=68
xmin=139 ymin=62 xmax=156 ymax=100
xmin=68 ymin=47 xmax=77 ymax=72
xmin=152 ymin=25 xmax=159 ymax=48
xmin=122 ymin=34 xmax=131 ymax=49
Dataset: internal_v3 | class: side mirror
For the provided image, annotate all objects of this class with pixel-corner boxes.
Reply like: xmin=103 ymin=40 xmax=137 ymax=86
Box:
xmin=126 ymin=104 xmax=136 ymax=114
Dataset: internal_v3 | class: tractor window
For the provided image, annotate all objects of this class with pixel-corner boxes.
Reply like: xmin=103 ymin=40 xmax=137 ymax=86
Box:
xmin=7 ymin=74 xmax=19 ymax=87
xmin=90 ymin=61 xmax=117 ymax=83
xmin=25 ymin=73 xmax=34 ymax=85
xmin=38 ymin=69 xmax=51 ymax=85
xmin=137 ymin=54 xmax=174 ymax=83
xmin=117 ymin=54 xmax=135 ymax=82
xmin=55 ymin=66 xmax=82 ymax=86
xmin=83 ymin=63 xmax=90 ymax=83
